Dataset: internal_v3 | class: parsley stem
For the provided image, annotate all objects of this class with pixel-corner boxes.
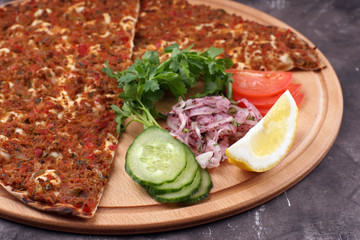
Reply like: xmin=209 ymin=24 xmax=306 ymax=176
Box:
xmin=128 ymin=115 xmax=149 ymax=128
xmin=138 ymin=101 xmax=161 ymax=128
xmin=227 ymin=80 xmax=233 ymax=100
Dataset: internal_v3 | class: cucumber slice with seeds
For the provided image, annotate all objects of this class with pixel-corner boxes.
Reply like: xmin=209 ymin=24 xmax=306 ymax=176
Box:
xmin=125 ymin=127 xmax=187 ymax=187
xmin=125 ymin=126 xmax=212 ymax=204
xmin=147 ymin=143 xmax=199 ymax=194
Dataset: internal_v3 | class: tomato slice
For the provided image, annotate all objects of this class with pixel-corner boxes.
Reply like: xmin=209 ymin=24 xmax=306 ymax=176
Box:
xmin=255 ymin=106 xmax=271 ymax=117
xmin=293 ymin=91 xmax=305 ymax=106
xmin=228 ymin=69 xmax=293 ymax=97
xmin=233 ymin=83 xmax=302 ymax=108
xmin=251 ymin=90 xmax=305 ymax=116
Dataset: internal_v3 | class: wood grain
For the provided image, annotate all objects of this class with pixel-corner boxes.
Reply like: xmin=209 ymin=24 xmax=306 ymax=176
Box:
xmin=0 ymin=0 xmax=343 ymax=234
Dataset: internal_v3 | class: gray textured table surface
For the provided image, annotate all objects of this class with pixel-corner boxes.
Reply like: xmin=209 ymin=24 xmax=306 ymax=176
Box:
xmin=0 ymin=0 xmax=359 ymax=239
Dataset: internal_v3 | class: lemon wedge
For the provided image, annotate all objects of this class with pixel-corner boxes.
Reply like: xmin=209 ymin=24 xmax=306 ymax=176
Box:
xmin=225 ymin=90 xmax=298 ymax=172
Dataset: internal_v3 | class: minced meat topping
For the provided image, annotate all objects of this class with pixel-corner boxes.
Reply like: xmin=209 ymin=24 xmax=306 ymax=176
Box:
xmin=0 ymin=0 xmax=139 ymax=217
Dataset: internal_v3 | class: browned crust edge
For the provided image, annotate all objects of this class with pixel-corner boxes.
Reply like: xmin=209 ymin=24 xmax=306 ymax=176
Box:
xmin=0 ymin=183 xmax=95 ymax=218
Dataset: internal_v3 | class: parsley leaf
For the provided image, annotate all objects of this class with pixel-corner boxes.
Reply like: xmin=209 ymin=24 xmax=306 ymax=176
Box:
xmin=207 ymin=47 xmax=224 ymax=59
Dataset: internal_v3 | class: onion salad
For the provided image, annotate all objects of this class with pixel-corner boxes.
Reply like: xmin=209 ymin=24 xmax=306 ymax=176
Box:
xmin=166 ymin=96 xmax=262 ymax=169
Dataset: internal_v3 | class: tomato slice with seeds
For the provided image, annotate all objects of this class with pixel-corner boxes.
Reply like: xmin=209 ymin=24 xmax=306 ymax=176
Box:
xmin=228 ymin=69 xmax=293 ymax=97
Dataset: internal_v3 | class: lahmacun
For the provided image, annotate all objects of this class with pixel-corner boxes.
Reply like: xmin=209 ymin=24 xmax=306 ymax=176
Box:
xmin=0 ymin=0 xmax=322 ymax=218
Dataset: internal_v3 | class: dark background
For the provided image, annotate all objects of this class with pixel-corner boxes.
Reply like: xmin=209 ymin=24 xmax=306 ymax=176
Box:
xmin=0 ymin=0 xmax=359 ymax=239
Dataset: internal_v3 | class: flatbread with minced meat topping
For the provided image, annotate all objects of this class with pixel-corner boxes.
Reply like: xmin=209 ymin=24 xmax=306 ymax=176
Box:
xmin=0 ymin=0 xmax=139 ymax=218
xmin=134 ymin=0 xmax=323 ymax=71
xmin=0 ymin=0 xmax=323 ymax=218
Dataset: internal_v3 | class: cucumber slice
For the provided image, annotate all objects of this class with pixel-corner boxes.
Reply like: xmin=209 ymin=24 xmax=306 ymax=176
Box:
xmin=147 ymin=144 xmax=199 ymax=194
xmin=185 ymin=168 xmax=213 ymax=203
xmin=152 ymin=168 xmax=202 ymax=203
xmin=125 ymin=126 xmax=187 ymax=186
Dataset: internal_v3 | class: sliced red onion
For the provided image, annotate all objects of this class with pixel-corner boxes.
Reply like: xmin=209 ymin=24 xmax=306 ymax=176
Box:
xmin=167 ymin=96 xmax=261 ymax=169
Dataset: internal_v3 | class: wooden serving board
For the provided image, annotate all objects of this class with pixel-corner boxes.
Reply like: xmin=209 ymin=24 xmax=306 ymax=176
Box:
xmin=0 ymin=0 xmax=343 ymax=234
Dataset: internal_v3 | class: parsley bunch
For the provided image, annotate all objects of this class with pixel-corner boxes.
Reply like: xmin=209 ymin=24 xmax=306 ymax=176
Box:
xmin=102 ymin=44 xmax=233 ymax=133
